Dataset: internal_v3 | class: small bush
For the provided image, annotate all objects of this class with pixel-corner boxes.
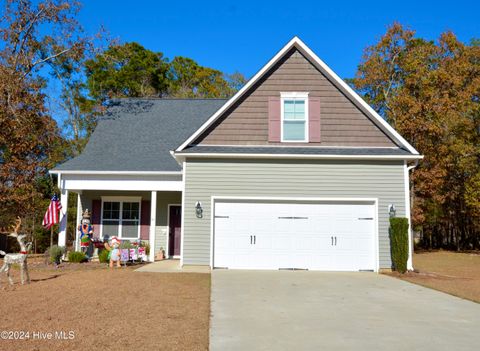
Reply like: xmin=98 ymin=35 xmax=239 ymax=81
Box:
xmin=98 ymin=249 xmax=110 ymax=263
xmin=389 ymin=217 xmax=409 ymax=273
xmin=48 ymin=245 xmax=65 ymax=264
xmin=68 ymin=251 xmax=87 ymax=263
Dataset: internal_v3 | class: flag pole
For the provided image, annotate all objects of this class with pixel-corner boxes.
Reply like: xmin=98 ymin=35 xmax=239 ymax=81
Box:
xmin=50 ymin=226 xmax=53 ymax=248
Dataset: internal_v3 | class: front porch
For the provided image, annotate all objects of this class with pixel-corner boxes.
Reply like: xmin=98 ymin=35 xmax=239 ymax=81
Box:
xmin=54 ymin=171 xmax=184 ymax=262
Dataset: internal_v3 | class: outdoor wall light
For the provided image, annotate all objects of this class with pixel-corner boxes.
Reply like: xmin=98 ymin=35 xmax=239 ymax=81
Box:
xmin=195 ymin=201 xmax=203 ymax=218
xmin=388 ymin=204 xmax=396 ymax=218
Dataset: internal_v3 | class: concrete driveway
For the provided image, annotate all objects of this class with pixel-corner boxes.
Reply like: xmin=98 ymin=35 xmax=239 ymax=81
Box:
xmin=210 ymin=271 xmax=479 ymax=351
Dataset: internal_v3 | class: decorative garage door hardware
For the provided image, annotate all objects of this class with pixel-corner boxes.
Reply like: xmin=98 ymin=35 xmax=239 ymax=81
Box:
xmin=331 ymin=236 xmax=337 ymax=246
xmin=278 ymin=216 xmax=309 ymax=219
xmin=358 ymin=217 xmax=373 ymax=220
xmin=214 ymin=215 xmax=230 ymax=218
xmin=250 ymin=235 xmax=256 ymax=244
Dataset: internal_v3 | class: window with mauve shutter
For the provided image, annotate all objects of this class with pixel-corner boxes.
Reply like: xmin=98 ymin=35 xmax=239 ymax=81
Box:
xmin=280 ymin=92 xmax=309 ymax=142
xmin=283 ymin=99 xmax=306 ymax=141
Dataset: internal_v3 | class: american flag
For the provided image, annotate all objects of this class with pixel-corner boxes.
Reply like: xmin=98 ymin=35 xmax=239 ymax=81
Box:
xmin=42 ymin=194 xmax=62 ymax=229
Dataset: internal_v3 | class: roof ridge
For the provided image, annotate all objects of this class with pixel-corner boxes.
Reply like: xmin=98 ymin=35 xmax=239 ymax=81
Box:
xmin=111 ymin=97 xmax=229 ymax=101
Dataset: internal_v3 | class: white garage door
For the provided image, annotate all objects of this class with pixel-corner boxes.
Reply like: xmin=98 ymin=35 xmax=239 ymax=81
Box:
xmin=213 ymin=201 xmax=376 ymax=271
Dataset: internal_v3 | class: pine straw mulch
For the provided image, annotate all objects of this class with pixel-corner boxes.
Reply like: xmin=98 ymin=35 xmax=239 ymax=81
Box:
xmin=0 ymin=260 xmax=210 ymax=351
xmin=386 ymin=251 xmax=480 ymax=303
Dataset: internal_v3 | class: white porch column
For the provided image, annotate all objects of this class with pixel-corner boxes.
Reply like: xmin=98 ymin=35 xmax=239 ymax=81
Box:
xmin=58 ymin=189 xmax=69 ymax=247
xmin=149 ymin=191 xmax=157 ymax=262
xmin=74 ymin=193 xmax=82 ymax=251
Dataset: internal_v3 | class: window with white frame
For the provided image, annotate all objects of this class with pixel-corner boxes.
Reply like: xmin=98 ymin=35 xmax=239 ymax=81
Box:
xmin=102 ymin=199 xmax=140 ymax=239
xmin=281 ymin=92 xmax=309 ymax=142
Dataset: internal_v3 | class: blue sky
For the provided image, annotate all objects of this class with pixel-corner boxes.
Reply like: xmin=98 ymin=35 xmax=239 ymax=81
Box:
xmin=77 ymin=0 xmax=479 ymax=80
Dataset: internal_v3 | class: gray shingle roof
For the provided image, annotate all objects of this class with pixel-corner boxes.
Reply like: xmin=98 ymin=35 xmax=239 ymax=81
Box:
xmin=177 ymin=145 xmax=414 ymax=156
xmin=53 ymin=99 xmax=227 ymax=172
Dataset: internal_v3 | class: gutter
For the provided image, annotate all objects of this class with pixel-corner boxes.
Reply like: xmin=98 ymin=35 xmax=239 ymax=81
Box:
xmin=172 ymin=152 xmax=424 ymax=162
xmin=49 ymin=170 xmax=182 ymax=175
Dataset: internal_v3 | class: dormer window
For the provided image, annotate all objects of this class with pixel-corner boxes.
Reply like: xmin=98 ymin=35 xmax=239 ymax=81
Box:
xmin=281 ymin=92 xmax=309 ymax=142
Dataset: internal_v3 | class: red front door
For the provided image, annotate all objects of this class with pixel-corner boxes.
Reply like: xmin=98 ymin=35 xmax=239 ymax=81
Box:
xmin=168 ymin=206 xmax=182 ymax=257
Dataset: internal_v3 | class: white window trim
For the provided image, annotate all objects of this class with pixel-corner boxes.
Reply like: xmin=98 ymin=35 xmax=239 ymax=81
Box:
xmin=280 ymin=92 xmax=309 ymax=143
xmin=100 ymin=196 xmax=142 ymax=240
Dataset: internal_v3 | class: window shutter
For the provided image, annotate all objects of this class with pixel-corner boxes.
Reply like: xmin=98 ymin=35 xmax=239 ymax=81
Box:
xmin=268 ymin=97 xmax=281 ymax=142
xmin=309 ymin=97 xmax=321 ymax=142
xmin=140 ymin=200 xmax=150 ymax=240
xmin=91 ymin=200 xmax=101 ymax=238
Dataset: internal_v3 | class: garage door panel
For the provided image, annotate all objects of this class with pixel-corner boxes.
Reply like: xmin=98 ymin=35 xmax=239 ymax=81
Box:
xmin=267 ymin=234 xmax=290 ymax=250
xmin=309 ymin=254 xmax=333 ymax=270
xmin=213 ymin=201 xmax=376 ymax=271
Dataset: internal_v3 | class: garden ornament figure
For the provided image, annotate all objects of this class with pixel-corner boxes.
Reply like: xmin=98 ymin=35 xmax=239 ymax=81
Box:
xmin=78 ymin=209 xmax=94 ymax=259
xmin=0 ymin=217 xmax=32 ymax=285
xmin=105 ymin=236 xmax=121 ymax=268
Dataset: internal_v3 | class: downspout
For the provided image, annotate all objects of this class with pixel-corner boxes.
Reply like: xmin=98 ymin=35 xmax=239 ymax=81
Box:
xmin=407 ymin=160 xmax=418 ymax=172
xmin=406 ymin=160 xmax=418 ymax=271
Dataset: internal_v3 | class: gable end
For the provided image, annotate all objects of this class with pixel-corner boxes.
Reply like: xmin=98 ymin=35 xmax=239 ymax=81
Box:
xmin=176 ymin=37 xmax=419 ymax=155
xmin=192 ymin=48 xmax=398 ymax=148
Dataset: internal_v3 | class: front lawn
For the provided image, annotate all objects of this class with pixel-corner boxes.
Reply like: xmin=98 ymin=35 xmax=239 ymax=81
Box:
xmin=391 ymin=251 xmax=480 ymax=303
xmin=0 ymin=262 xmax=210 ymax=351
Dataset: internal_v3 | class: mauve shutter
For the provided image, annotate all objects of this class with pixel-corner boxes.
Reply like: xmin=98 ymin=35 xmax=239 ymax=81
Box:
xmin=268 ymin=97 xmax=281 ymax=142
xmin=309 ymin=97 xmax=321 ymax=142
xmin=91 ymin=200 xmax=101 ymax=239
xmin=140 ymin=201 xmax=150 ymax=240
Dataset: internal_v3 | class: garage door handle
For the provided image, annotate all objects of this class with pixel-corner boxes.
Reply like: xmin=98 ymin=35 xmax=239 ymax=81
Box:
xmin=278 ymin=216 xmax=308 ymax=219
xmin=254 ymin=235 xmax=256 ymax=244
xmin=335 ymin=236 xmax=337 ymax=246
xmin=250 ymin=235 xmax=252 ymax=244
xmin=331 ymin=236 xmax=333 ymax=246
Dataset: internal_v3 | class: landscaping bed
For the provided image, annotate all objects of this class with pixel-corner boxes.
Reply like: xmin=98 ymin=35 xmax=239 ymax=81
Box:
xmin=389 ymin=251 xmax=480 ymax=303
xmin=0 ymin=262 xmax=210 ymax=351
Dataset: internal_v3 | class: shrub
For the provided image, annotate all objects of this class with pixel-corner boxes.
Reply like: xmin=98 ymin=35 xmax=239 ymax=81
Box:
xmin=48 ymin=245 xmax=65 ymax=264
xmin=98 ymin=249 xmax=110 ymax=263
xmin=68 ymin=251 xmax=87 ymax=263
xmin=389 ymin=217 xmax=409 ymax=273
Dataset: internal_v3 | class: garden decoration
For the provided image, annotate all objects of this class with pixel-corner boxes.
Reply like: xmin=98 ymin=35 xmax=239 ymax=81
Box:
xmin=0 ymin=218 xmax=32 ymax=285
xmin=104 ymin=236 xmax=121 ymax=268
xmin=78 ymin=209 xmax=94 ymax=260
xmin=138 ymin=247 xmax=147 ymax=261
xmin=129 ymin=248 xmax=138 ymax=260
xmin=119 ymin=249 xmax=128 ymax=266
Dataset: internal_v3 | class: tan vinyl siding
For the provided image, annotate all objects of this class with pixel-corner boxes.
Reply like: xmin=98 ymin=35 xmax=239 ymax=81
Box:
xmin=197 ymin=49 xmax=396 ymax=147
xmin=183 ymin=159 xmax=406 ymax=269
